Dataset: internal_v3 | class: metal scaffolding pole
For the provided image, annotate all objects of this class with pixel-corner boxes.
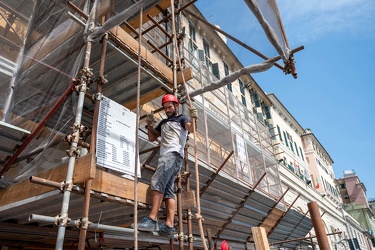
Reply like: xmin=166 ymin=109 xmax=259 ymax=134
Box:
xmin=77 ymin=11 xmax=109 ymax=249
xmin=30 ymin=214 xmax=135 ymax=234
xmin=54 ymin=0 xmax=97 ymax=248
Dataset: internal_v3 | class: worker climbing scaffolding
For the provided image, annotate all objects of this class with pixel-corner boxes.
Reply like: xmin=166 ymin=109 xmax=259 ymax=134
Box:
xmin=132 ymin=94 xmax=197 ymax=238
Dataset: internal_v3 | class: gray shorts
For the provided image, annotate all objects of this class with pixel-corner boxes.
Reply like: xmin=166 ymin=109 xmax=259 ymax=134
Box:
xmin=151 ymin=152 xmax=183 ymax=200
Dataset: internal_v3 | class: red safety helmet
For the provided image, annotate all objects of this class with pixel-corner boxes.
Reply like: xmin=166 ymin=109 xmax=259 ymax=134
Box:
xmin=161 ymin=94 xmax=179 ymax=107
xmin=221 ymin=240 xmax=229 ymax=250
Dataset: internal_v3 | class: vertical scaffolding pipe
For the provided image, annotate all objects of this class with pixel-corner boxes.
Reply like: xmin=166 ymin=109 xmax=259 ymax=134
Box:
xmin=307 ymin=201 xmax=330 ymax=250
xmin=77 ymin=13 xmax=109 ymax=249
xmin=170 ymin=0 xmax=177 ymax=93
xmin=177 ymin=173 xmax=184 ymax=250
xmin=134 ymin=7 xmax=143 ymax=250
xmin=55 ymin=1 xmax=96 ymax=249
xmin=184 ymin=146 xmax=193 ymax=250
xmin=171 ymin=1 xmax=206 ymax=247
xmin=206 ymin=228 xmax=213 ymax=250
xmin=55 ymin=69 xmax=88 ymax=250
xmin=171 ymin=2 xmax=181 ymax=248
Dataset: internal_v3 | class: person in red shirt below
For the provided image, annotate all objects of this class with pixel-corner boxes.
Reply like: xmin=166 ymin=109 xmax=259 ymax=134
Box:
xmin=132 ymin=94 xmax=198 ymax=238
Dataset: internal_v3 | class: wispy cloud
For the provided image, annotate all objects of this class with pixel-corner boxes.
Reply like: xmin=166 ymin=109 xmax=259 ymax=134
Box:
xmin=278 ymin=0 xmax=375 ymax=43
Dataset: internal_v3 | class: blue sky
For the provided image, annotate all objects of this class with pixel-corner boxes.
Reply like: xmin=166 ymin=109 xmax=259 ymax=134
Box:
xmin=195 ymin=0 xmax=375 ymax=199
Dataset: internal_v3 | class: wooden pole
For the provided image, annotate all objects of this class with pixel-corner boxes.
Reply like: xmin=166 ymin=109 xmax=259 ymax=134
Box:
xmin=307 ymin=201 xmax=330 ymax=250
xmin=251 ymin=227 xmax=270 ymax=250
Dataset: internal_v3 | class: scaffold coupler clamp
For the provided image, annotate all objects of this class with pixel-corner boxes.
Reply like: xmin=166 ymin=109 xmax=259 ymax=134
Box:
xmin=183 ymin=211 xmax=193 ymax=220
xmin=97 ymin=75 xmax=108 ymax=86
xmin=75 ymin=67 xmax=94 ymax=92
xmin=283 ymin=54 xmax=297 ymax=79
xmin=92 ymin=92 xmax=103 ymax=103
xmin=188 ymin=234 xmax=194 ymax=243
xmin=181 ymin=171 xmax=191 ymax=179
xmin=77 ymin=123 xmax=89 ymax=137
xmin=178 ymin=232 xmax=188 ymax=242
xmin=79 ymin=216 xmax=91 ymax=230
xmin=62 ymin=180 xmax=73 ymax=193
xmin=57 ymin=213 xmax=71 ymax=227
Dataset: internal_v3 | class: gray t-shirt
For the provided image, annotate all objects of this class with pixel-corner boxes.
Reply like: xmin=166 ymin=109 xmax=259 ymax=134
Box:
xmin=155 ymin=114 xmax=189 ymax=157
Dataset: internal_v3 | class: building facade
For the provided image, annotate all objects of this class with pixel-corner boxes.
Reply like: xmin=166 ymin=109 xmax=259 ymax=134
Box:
xmin=0 ymin=1 xmax=374 ymax=249
xmin=337 ymin=170 xmax=375 ymax=248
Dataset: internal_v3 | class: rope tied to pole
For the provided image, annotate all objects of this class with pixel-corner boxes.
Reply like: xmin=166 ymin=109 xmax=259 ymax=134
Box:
xmin=195 ymin=213 xmax=204 ymax=221
xmin=134 ymin=6 xmax=143 ymax=250
xmin=169 ymin=1 xmax=207 ymax=249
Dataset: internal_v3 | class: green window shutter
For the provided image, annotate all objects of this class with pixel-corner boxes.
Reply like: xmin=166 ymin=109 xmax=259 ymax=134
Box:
xmin=198 ymin=49 xmax=205 ymax=62
xmin=265 ymin=106 xmax=271 ymax=119
xmin=269 ymin=123 xmax=275 ymax=138
xmin=290 ymin=141 xmax=294 ymax=152
xmin=277 ymin=125 xmax=282 ymax=141
xmin=227 ymin=83 xmax=232 ymax=92
xmin=257 ymin=112 xmax=264 ymax=122
xmin=242 ymin=96 xmax=247 ymax=107
xmin=283 ymin=132 xmax=288 ymax=146
xmin=223 ymin=62 xmax=229 ymax=76
xmin=295 ymin=142 xmax=299 ymax=156
xmin=212 ymin=63 xmax=220 ymax=79
xmin=299 ymin=147 xmax=304 ymax=160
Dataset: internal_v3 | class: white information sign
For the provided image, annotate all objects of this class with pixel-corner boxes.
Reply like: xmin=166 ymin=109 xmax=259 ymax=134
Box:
xmin=236 ymin=134 xmax=246 ymax=163
xmin=96 ymin=96 xmax=140 ymax=177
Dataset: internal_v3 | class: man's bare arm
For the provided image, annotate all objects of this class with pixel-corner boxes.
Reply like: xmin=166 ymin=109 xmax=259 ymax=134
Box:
xmin=184 ymin=121 xmax=196 ymax=133
xmin=147 ymin=126 xmax=160 ymax=142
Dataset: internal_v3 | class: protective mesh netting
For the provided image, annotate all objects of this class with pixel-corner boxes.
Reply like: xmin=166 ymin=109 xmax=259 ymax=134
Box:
xmin=244 ymin=0 xmax=290 ymax=62
xmin=0 ymin=1 xmax=89 ymax=187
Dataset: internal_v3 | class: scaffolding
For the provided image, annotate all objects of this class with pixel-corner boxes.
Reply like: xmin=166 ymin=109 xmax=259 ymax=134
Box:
xmin=0 ymin=1 xmax=314 ymax=249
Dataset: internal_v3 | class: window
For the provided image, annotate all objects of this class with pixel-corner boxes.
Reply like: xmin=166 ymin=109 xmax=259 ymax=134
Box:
xmin=224 ymin=62 xmax=229 ymax=76
xmin=188 ymin=22 xmax=198 ymax=68
xmin=269 ymin=123 xmax=275 ymax=138
xmin=188 ymin=40 xmax=198 ymax=59
xmin=239 ymin=79 xmax=246 ymax=107
xmin=253 ymin=93 xmax=260 ymax=107
xmin=203 ymin=39 xmax=211 ymax=67
xmin=227 ymin=83 xmax=233 ymax=92
xmin=264 ymin=106 xmax=271 ymax=119
xmin=212 ymin=63 xmax=220 ymax=79
xmin=224 ymin=62 xmax=232 ymax=92
xmin=189 ymin=21 xmax=196 ymax=42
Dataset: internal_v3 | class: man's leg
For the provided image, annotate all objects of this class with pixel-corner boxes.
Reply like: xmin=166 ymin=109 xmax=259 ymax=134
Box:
xmin=165 ymin=198 xmax=175 ymax=227
xmin=159 ymin=197 xmax=176 ymax=238
xmin=149 ymin=190 xmax=164 ymax=221
xmin=132 ymin=190 xmax=162 ymax=231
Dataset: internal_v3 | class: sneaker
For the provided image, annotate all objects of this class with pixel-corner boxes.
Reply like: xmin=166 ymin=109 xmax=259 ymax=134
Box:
xmin=131 ymin=217 xmax=159 ymax=232
xmin=159 ymin=223 xmax=175 ymax=238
